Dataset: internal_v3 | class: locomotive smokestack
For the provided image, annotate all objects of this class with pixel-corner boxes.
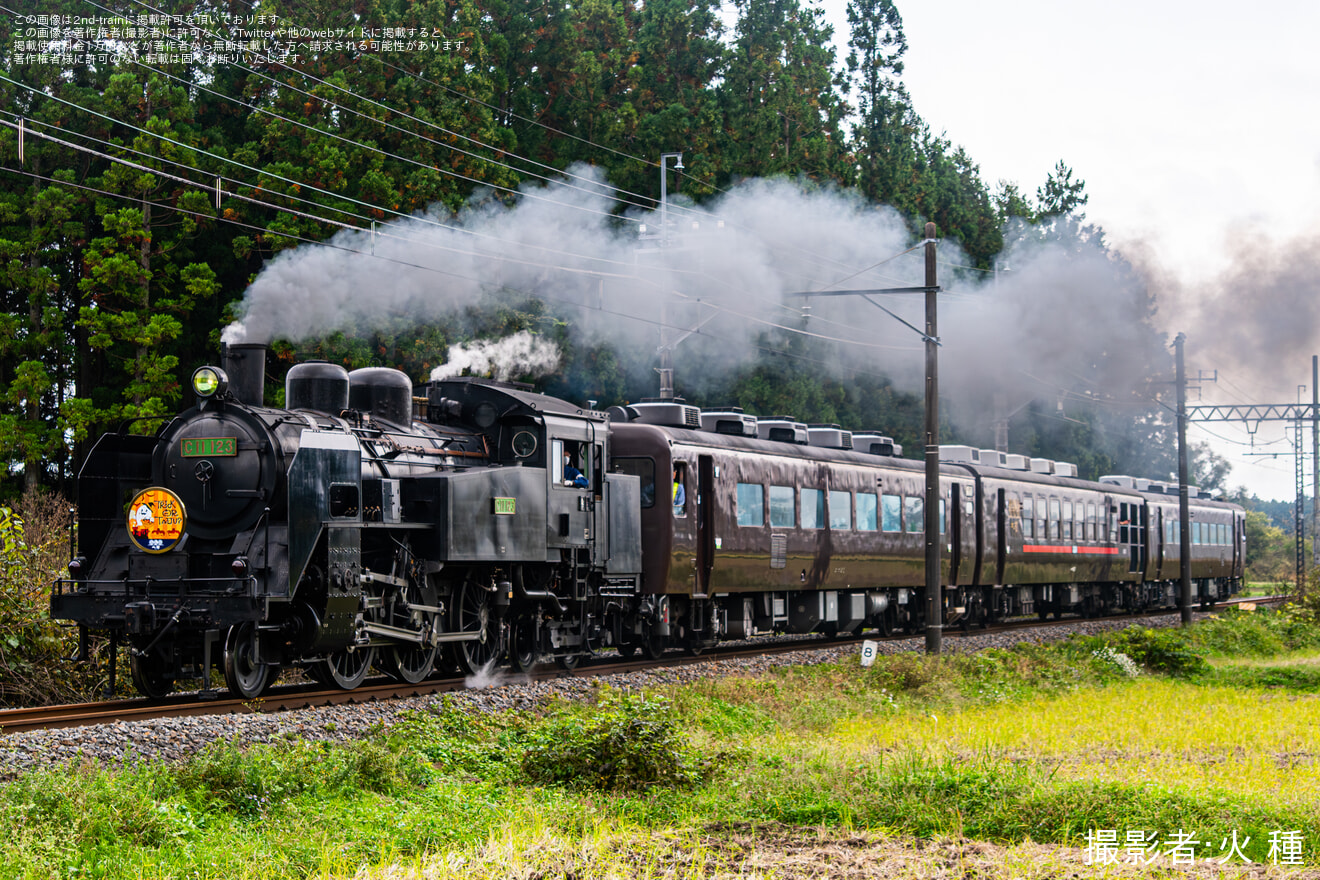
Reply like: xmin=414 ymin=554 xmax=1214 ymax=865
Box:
xmin=221 ymin=342 xmax=268 ymax=406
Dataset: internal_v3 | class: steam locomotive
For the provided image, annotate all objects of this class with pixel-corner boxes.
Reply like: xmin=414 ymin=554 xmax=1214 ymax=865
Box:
xmin=51 ymin=345 xmax=1244 ymax=698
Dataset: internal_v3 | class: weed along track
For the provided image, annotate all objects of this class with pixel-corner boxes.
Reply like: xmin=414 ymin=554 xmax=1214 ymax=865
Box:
xmin=0 ymin=598 xmax=1273 ymax=757
xmin=1 ymin=594 xmax=1279 ymax=738
xmin=1 ymin=602 xmax=1317 ymax=877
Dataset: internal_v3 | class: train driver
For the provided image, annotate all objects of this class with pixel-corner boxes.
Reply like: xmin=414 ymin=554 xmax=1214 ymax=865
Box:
xmin=564 ymin=454 xmax=589 ymax=488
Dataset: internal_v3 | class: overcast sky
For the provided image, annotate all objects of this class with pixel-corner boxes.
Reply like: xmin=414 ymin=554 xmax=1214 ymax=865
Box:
xmin=814 ymin=0 xmax=1320 ymax=500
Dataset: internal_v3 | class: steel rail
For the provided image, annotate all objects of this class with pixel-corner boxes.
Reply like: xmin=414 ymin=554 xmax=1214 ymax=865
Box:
xmin=0 ymin=594 xmax=1283 ymax=735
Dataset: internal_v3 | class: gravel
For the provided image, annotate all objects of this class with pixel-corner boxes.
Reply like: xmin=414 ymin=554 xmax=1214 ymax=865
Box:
xmin=0 ymin=614 xmax=1188 ymax=778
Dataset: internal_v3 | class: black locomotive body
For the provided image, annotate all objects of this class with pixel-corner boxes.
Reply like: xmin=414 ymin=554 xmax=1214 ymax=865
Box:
xmin=52 ymin=350 xmax=1245 ymax=698
xmin=53 ymin=347 xmax=643 ymax=697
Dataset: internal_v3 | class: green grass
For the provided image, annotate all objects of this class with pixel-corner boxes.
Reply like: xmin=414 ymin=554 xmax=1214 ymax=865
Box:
xmin=4 ymin=607 xmax=1320 ymax=877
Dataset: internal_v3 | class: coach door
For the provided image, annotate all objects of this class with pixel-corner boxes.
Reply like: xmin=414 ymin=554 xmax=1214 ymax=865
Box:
xmin=994 ymin=489 xmax=1007 ymax=586
xmin=694 ymin=455 xmax=716 ymax=596
xmin=949 ymin=483 xmax=977 ymax=585
xmin=1120 ymin=502 xmax=1146 ymax=574
xmin=1233 ymin=512 xmax=1244 ymax=575
xmin=1154 ymin=508 xmax=1166 ymax=580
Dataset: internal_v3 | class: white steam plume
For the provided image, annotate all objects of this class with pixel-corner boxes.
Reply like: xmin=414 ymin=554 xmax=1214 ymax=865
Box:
xmin=430 ymin=331 xmax=560 ymax=382
xmin=224 ymin=164 xmax=1211 ymax=446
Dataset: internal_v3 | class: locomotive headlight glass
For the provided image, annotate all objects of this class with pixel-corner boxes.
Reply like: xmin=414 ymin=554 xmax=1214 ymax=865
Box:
xmin=192 ymin=366 xmax=227 ymax=398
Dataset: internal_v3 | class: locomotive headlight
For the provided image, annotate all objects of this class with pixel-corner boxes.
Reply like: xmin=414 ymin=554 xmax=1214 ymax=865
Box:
xmin=231 ymin=556 xmax=250 ymax=578
xmin=192 ymin=366 xmax=228 ymax=399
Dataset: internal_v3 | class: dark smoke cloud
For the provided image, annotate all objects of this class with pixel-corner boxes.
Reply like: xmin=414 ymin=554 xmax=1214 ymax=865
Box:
xmin=1154 ymin=226 xmax=1320 ymax=400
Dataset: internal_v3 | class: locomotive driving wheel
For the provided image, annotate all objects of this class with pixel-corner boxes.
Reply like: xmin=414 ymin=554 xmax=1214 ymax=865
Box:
xmin=451 ymin=580 xmax=503 ymax=674
xmin=320 ymin=643 xmax=376 ymax=689
xmin=508 ymin=614 xmax=541 ymax=672
xmin=223 ymin=621 xmax=274 ymax=698
xmin=380 ymin=578 xmax=439 ymax=684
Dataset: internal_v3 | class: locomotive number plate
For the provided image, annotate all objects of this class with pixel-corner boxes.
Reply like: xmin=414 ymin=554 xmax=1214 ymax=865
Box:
xmin=181 ymin=437 xmax=237 ymax=457
xmin=492 ymin=497 xmax=516 ymax=515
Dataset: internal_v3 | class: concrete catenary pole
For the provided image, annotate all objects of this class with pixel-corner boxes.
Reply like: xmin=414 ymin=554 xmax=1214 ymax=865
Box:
xmin=1175 ymin=333 xmax=1192 ymax=625
xmin=924 ymin=223 xmax=942 ymax=654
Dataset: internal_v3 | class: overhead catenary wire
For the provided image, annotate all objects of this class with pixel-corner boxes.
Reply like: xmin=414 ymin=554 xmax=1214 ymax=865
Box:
xmin=97 ymin=0 xmax=936 ymax=292
xmin=1 ymin=52 xmax=929 ymax=323
xmin=0 ymin=159 xmax=919 ymax=358
xmin=6 ymin=7 xmax=953 ymax=352
xmin=0 ymin=109 xmax=923 ymax=355
xmin=84 ymin=0 xmax=715 ymax=223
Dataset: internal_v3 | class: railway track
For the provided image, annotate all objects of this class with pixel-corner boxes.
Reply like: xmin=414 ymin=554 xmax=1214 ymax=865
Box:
xmin=0 ymin=594 xmax=1284 ymax=735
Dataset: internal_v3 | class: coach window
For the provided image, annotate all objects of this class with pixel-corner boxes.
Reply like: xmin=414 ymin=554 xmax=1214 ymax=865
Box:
xmin=1022 ymin=496 xmax=1034 ymax=538
xmin=1037 ymin=497 xmax=1047 ymax=540
xmin=769 ymin=485 xmax=795 ymax=528
xmin=736 ymin=482 xmax=764 ymax=526
xmin=1048 ymin=498 xmax=1060 ymax=540
xmin=613 ymin=457 xmax=655 ymax=508
xmin=829 ymin=490 xmax=851 ymax=530
xmin=1087 ymin=503 xmax=1097 ymax=541
xmin=939 ymin=499 xmax=946 ymax=535
xmin=856 ymin=493 xmax=877 ymax=531
xmin=801 ymin=488 xmax=824 ymax=529
xmin=904 ymin=496 xmax=924 ymax=533
xmin=1062 ymin=500 xmax=1073 ymax=541
xmin=881 ymin=494 xmax=902 ymax=532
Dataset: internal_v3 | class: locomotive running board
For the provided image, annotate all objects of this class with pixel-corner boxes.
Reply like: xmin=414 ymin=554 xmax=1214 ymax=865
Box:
xmin=361 ymin=621 xmax=480 ymax=644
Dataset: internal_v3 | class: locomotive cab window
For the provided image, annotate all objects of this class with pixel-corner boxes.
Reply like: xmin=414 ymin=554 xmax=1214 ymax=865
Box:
xmin=553 ymin=439 xmax=589 ymax=489
xmin=329 ymin=483 xmax=359 ymax=519
xmin=511 ymin=430 xmax=538 ymax=459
